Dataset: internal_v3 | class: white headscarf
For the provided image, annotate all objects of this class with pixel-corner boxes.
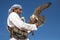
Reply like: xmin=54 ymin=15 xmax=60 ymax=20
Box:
xmin=8 ymin=4 xmax=22 ymax=14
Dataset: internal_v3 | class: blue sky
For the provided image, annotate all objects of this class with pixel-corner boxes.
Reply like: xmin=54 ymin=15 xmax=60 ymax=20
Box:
xmin=0 ymin=0 xmax=60 ymax=40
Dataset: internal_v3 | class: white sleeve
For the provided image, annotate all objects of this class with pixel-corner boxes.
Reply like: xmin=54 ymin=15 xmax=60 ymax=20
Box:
xmin=10 ymin=13 xmax=37 ymax=31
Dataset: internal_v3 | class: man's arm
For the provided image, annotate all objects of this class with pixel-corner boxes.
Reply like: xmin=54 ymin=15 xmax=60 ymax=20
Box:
xmin=10 ymin=13 xmax=37 ymax=31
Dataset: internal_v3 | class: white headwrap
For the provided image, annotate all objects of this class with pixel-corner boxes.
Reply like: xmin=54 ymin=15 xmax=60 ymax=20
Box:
xmin=8 ymin=4 xmax=22 ymax=14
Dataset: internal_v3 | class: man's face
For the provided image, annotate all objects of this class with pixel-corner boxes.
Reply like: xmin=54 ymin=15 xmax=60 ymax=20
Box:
xmin=17 ymin=8 xmax=22 ymax=14
xmin=13 ymin=8 xmax=22 ymax=14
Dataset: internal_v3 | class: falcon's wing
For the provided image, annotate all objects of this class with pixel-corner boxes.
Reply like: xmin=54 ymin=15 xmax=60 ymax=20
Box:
xmin=33 ymin=2 xmax=51 ymax=16
xmin=28 ymin=2 xmax=51 ymax=36
xmin=38 ymin=16 xmax=45 ymax=26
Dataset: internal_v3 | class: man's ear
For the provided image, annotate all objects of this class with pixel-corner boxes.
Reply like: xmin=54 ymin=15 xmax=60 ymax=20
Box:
xmin=12 ymin=9 xmax=15 ymax=12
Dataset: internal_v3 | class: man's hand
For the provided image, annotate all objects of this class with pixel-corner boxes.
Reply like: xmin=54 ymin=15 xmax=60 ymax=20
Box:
xmin=35 ymin=23 xmax=39 ymax=28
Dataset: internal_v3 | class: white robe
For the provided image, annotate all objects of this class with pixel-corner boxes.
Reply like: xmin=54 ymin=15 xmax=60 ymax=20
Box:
xmin=7 ymin=12 xmax=37 ymax=40
xmin=10 ymin=37 xmax=29 ymax=40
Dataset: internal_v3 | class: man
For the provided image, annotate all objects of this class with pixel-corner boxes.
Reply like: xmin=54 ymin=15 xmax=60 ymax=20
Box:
xmin=7 ymin=4 xmax=39 ymax=40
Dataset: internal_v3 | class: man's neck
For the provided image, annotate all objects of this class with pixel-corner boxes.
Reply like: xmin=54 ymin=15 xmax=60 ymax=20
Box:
xmin=13 ymin=12 xmax=20 ymax=15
